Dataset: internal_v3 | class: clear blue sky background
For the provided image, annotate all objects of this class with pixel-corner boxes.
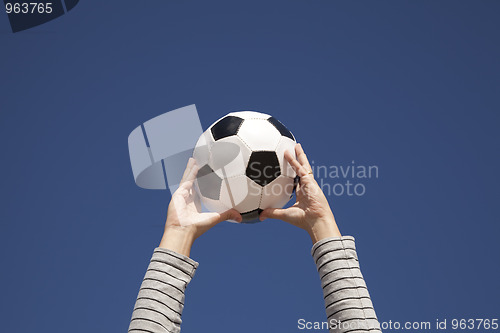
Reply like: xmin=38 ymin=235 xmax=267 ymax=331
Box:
xmin=1 ymin=1 xmax=499 ymax=332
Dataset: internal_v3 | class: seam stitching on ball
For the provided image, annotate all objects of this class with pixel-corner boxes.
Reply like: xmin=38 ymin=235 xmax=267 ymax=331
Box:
xmin=257 ymin=185 xmax=264 ymax=209
xmin=236 ymin=135 xmax=252 ymax=152
xmin=224 ymin=174 xmax=246 ymax=180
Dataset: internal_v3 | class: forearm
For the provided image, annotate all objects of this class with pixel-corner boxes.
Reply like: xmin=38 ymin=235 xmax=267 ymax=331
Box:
xmin=159 ymin=227 xmax=195 ymax=257
xmin=312 ymin=236 xmax=381 ymax=333
xmin=307 ymin=218 xmax=342 ymax=244
xmin=128 ymin=248 xmax=198 ymax=333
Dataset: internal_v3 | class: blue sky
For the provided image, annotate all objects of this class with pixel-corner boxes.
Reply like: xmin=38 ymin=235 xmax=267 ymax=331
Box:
xmin=0 ymin=1 xmax=499 ymax=332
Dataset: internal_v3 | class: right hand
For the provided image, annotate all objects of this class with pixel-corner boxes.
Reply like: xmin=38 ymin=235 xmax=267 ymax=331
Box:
xmin=259 ymin=143 xmax=341 ymax=243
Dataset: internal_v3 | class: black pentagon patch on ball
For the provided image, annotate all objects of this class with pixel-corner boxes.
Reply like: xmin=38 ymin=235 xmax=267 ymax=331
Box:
xmin=246 ymin=151 xmax=281 ymax=186
xmin=267 ymin=117 xmax=294 ymax=140
xmin=196 ymin=164 xmax=222 ymax=200
xmin=211 ymin=116 xmax=244 ymax=141
xmin=241 ymin=208 xmax=263 ymax=223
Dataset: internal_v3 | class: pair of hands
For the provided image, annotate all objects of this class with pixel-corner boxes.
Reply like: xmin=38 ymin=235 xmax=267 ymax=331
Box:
xmin=159 ymin=143 xmax=341 ymax=257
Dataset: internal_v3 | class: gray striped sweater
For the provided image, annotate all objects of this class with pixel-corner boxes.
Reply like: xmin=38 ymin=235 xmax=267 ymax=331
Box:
xmin=128 ymin=236 xmax=381 ymax=333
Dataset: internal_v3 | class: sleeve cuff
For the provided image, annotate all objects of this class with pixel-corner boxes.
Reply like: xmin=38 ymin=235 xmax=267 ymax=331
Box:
xmin=311 ymin=235 xmax=356 ymax=259
xmin=153 ymin=247 xmax=199 ymax=278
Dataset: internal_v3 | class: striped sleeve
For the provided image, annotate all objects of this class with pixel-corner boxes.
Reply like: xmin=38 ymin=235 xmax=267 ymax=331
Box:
xmin=128 ymin=247 xmax=199 ymax=333
xmin=312 ymin=236 xmax=382 ymax=333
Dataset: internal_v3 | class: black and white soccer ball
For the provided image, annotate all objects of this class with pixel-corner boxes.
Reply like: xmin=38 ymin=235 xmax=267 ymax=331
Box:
xmin=192 ymin=111 xmax=298 ymax=223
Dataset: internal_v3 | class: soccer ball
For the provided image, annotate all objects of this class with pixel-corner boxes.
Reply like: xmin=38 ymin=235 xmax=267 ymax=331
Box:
xmin=192 ymin=111 xmax=298 ymax=223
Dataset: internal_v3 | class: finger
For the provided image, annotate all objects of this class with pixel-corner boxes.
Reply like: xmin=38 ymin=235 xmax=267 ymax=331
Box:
xmin=194 ymin=193 xmax=202 ymax=212
xmin=295 ymin=143 xmax=312 ymax=172
xmin=259 ymin=207 xmax=289 ymax=221
xmin=284 ymin=149 xmax=308 ymax=177
xmin=207 ymin=208 xmax=242 ymax=225
xmin=184 ymin=160 xmax=199 ymax=183
xmin=180 ymin=159 xmax=199 ymax=190
xmin=180 ymin=158 xmax=196 ymax=184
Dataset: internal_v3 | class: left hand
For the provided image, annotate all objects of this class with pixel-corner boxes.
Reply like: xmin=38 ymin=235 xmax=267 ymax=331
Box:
xmin=159 ymin=158 xmax=242 ymax=256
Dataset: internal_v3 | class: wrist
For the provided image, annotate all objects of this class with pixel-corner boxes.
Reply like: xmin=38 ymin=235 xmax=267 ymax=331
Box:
xmin=306 ymin=218 xmax=341 ymax=244
xmin=159 ymin=226 xmax=195 ymax=257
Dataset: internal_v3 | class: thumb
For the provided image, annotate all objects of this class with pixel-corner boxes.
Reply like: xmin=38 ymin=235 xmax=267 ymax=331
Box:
xmin=259 ymin=208 xmax=289 ymax=222
xmin=208 ymin=208 xmax=242 ymax=225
